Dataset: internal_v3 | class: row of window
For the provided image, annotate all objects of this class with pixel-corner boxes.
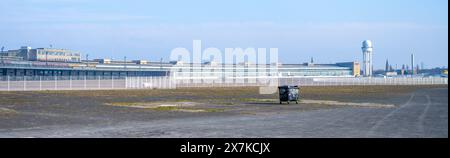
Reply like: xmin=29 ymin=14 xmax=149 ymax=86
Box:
xmin=38 ymin=58 xmax=79 ymax=62
xmin=0 ymin=69 xmax=167 ymax=77
xmin=37 ymin=51 xmax=80 ymax=56
xmin=174 ymin=71 xmax=353 ymax=77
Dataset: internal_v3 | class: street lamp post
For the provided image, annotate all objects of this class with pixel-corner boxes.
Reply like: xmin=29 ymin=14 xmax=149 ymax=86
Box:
xmin=1 ymin=46 xmax=4 ymax=65
xmin=86 ymin=54 xmax=89 ymax=68
xmin=124 ymin=56 xmax=127 ymax=70
xmin=45 ymin=51 xmax=48 ymax=66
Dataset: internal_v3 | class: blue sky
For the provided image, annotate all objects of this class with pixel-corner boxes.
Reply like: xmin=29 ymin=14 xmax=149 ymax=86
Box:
xmin=0 ymin=0 xmax=447 ymax=69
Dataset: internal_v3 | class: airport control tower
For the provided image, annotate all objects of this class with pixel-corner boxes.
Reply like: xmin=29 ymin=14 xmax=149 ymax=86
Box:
xmin=362 ymin=40 xmax=373 ymax=77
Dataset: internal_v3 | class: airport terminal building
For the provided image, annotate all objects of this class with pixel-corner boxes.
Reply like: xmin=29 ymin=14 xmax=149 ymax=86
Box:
xmin=0 ymin=46 xmax=360 ymax=80
xmin=1 ymin=46 xmax=80 ymax=62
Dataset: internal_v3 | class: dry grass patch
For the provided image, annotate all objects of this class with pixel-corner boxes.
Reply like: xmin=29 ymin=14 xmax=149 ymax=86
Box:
xmin=105 ymin=101 xmax=224 ymax=113
xmin=239 ymin=98 xmax=278 ymax=103
xmin=0 ymin=107 xmax=19 ymax=116
xmin=106 ymin=101 xmax=197 ymax=108
xmin=301 ymin=99 xmax=395 ymax=108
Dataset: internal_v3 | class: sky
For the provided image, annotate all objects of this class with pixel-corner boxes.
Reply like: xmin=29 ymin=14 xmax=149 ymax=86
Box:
xmin=0 ymin=0 xmax=448 ymax=69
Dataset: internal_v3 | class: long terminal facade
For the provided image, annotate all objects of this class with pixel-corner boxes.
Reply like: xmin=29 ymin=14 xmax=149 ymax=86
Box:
xmin=1 ymin=46 xmax=361 ymax=80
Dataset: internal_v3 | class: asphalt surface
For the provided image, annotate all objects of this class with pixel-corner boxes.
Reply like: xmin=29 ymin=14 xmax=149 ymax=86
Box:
xmin=0 ymin=87 xmax=447 ymax=138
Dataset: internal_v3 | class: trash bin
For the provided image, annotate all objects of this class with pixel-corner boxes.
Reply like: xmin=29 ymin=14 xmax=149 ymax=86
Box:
xmin=278 ymin=85 xmax=300 ymax=104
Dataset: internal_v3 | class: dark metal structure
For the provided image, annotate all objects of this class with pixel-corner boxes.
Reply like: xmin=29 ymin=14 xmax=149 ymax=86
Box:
xmin=278 ymin=85 xmax=300 ymax=104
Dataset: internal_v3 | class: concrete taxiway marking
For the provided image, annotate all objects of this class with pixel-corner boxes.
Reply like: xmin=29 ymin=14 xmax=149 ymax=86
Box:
xmin=366 ymin=93 xmax=415 ymax=137
xmin=418 ymin=95 xmax=432 ymax=134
